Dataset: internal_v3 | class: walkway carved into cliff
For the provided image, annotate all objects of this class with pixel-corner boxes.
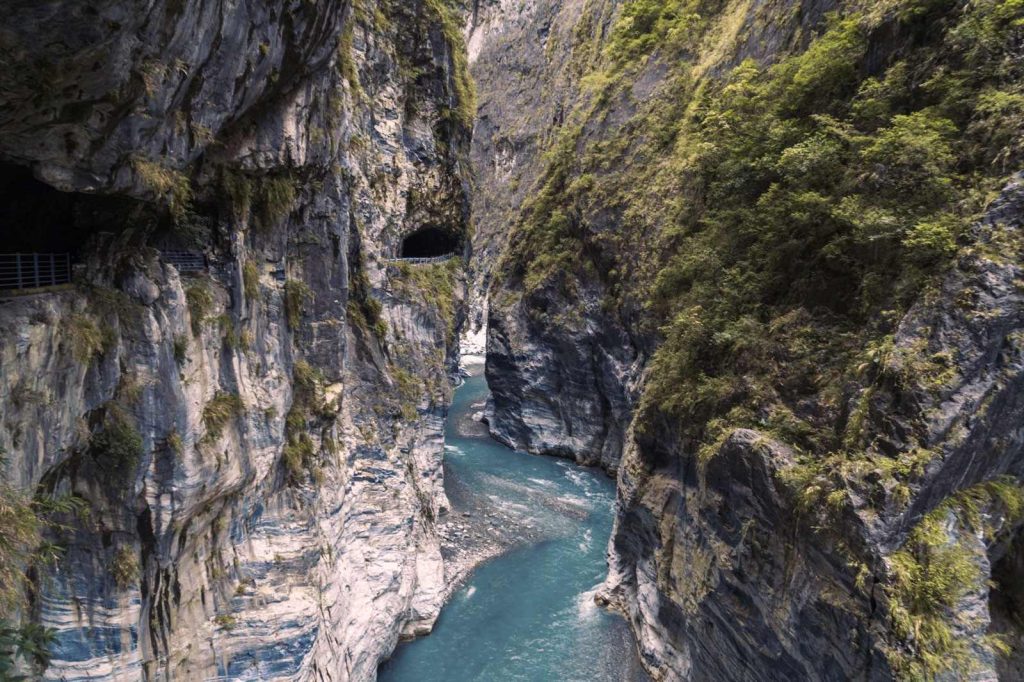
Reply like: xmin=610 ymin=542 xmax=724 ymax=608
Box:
xmin=0 ymin=252 xmax=71 ymax=290
xmin=386 ymin=254 xmax=457 ymax=266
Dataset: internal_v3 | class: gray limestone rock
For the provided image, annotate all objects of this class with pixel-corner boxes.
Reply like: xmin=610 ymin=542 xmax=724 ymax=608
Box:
xmin=0 ymin=1 xmax=472 ymax=679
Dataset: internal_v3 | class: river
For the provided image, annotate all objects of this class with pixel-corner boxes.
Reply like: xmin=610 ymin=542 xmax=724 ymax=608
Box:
xmin=378 ymin=367 xmax=648 ymax=682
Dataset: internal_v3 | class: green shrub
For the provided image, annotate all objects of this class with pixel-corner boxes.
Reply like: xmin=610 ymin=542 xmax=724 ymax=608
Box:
xmin=111 ymin=547 xmax=139 ymax=588
xmin=0 ymin=485 xmax=42 ymax=613
xmin=281 ymin=360 xmax=328 ymax=484
xmin=292 ymin=360 xmax=322 ymax=403
xmin=886 ymin=477 xmax=1024 ymax=678
xmin=337 ymin=21 xmax=361 ymax=94
xmin=132 ymin=157 xmax=191 ymax=218
xmin=775 ymin=17 xmax=865 ymax=113
xmin=902 ymin=214 xmax=962 ymax=263
xmin=392 ymin=366 xmax=420 ymax=421
xmin=166 ymin=430 xmax=183 ymax=455
xmin=257 ymin=175 xmax=296 ymax=232
xmin=222 ymin=169 xmax=253 ymax=221
xmin=88 ymin=406 xmax=143 ymax=480
xmin=243 ymin=261 xmax=260 ymax=301
xmin=222 ymin=170 xmax=296 ymax=232
xmin=173 ymin=335 xmax=188 ymax=365
xmin=603 ymin=0 xmax=701 ymax=68
xmin=0 ymin=620 xmax=54 ymax=678
xmin=186 ymin=281 xmax=215 ymax=336
xmin=68 ymin=314 xmax=105 ymax=364
xmin=202 ymin=392 xmax=244 ymax=441
xmin=217 ymin=314 xmax=239 ymax=350
xmin=284 ymin=280 xmax=313 ymax=331
xmin=348 ymin=265 xmax=388 ymax=339
xmin=282 ymin=428 xmax=316 ymax=483
xmin=171 ymin=206 xmax=212 ymax=247
xmin=213 ymin=614 xmax=236 ymax=630
xmin=0 ymin=451 xmax=76 ymax=675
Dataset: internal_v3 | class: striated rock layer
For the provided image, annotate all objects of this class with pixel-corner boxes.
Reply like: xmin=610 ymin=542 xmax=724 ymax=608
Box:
xmin=0 ymin=0 xmax=471 ymax=679
xmin=601 ymin=175 xmax=1024 ymax=680
xmin=481 ymin=0 xmax=1024 ymax=680
xmin=468 ymin=0 xmax=640 ymax=472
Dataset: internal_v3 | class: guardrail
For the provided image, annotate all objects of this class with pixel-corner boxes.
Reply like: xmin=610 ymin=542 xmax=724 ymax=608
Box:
xmin=386 ymin=254 xmax=457 ymax=266
xmin=0 ymin=253 xmax=72 ymax=290
xmin=160 ymin=250 xmax=206 ymax=273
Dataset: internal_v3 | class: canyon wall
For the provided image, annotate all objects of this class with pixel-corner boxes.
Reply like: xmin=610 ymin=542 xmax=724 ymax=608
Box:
xmin=479 ymin=0 xmax=1024 ymax=679
xmin=0 ymin=0 xmax=471 ymax=679
xmin=468 ymin=0 xmax=640 ymax=472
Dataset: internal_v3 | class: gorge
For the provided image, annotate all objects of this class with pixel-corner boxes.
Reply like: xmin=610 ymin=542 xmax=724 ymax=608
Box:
xmin=379 ymin=366 xmax=647 ymax=681
xmin=2 ymin=0 xmax=1024 ymax=681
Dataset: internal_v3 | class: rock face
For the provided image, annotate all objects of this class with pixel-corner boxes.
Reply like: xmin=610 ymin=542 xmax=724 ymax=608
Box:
xmin=485 ymin=282 xmax=642 ymax=472
xmin=467 ymin=0 xmax=640 ymax=472
xmin=0 ymin=1 xmax=471 ymax=680
xmin=603 ymin=174 xmax=1024 ymax=680
xmin=465 ymin=0 xmax=613 ymax=302
xmin=480 ymin=0 xmax=1024 ymax=680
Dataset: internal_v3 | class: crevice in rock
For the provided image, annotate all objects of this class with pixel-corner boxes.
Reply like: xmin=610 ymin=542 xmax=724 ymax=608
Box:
xmin=989 ymin=530 xmax=1024 ymax=679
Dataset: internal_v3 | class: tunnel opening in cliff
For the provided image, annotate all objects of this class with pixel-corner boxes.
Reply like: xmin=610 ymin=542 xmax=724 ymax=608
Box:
xmin=0 ymin=161 xmax=157 ymax=255
xmin=399 ymin=226 xmax=461 ymax=259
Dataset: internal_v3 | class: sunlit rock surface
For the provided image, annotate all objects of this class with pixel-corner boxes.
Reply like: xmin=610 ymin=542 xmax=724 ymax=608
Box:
xmin=0 ymin=1 xmax=471 ymax=679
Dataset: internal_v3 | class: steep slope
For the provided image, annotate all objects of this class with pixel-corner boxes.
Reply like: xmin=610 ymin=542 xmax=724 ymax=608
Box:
xmin=468 ymin=0 xmax=639 ymax=471
xmin=0 ymin=0 xmax=471 ymax=679
xmin=484 ymin=0 xmax=1024 ymax=679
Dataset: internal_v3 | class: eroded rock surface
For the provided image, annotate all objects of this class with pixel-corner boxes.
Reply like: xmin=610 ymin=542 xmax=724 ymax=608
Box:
xmin=479 ymin=0 xmax=1024 ymax=679
xmin=602 ymin=174 xmax=1024 ymax=681
xmin=0 ymin=1 xmax=471 ymax=679
xmin=468 ymin=0 xmax=639 ymax=472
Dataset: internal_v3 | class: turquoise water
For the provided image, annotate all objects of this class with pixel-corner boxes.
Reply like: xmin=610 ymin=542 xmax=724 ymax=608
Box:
xmin=379 ymin=370 xmax=647 ymax=682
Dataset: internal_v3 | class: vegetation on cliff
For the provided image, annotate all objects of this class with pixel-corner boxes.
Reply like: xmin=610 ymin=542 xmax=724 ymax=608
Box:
xmin=886 ymin=477 xmax=1024 ymax=677
xmin=0 ymin=452 xmax=80 ymax=676
xmin=507 ymin=0 xmax=1023 ymax=452
xmin=495 ymin=0 xmax=1024 ymax=676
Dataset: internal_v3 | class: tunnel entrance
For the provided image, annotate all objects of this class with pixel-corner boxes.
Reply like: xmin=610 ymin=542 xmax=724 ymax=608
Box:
xmin=0 ymin=162 xmax=161 ymax=289
xmin=399 ymin=226 xmax=460 ymax=259
xmin=0 ymin=162 xmax=157 ymax=253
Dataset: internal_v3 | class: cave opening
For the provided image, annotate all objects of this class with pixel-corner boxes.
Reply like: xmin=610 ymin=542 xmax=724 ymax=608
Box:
xmin=399 ymin=226 xmax=461 ymax=259
xmin=0 ymin=162 xmax=152 ymax=253
xmin=0 ymin=162 xmax=163 ymax=289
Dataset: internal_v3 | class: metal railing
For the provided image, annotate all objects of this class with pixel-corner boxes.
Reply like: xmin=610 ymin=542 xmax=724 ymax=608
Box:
xmin=160 ymin=250 xmax=206 ymax=273
xmin=0 ymin=253 xmax=72 ymax=290
xmin=386 ymin=253 xmax=457 ymax=266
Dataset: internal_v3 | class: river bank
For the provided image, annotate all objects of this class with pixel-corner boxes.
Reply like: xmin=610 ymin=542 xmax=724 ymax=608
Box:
xmin=435 ymin=360 xmax=541 ymax=602
xmin=379 ymin=367 xmax=647 ymax=680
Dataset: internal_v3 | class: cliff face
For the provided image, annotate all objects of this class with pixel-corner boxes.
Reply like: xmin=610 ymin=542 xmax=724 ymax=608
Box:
xmin=468 ymin=0 xmax=640 ymax=471
xmin=604 ymin=175 xmax=1024 ymax=680
xmin=465 ymin=0 xmax=611 ymax=296
xmin=0 ymin=1 xmax=471 ymax=680
xmin=482 ymin=0 xmax=1024 ymax=679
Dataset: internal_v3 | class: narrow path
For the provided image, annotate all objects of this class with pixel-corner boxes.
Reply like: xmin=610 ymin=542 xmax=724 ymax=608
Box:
xmin=379 ymin=367 xmax=648 ymax=681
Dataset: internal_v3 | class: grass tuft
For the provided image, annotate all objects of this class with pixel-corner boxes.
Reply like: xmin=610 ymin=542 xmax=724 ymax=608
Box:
xmin=202 ymin=392 xmax=244 ymax=441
